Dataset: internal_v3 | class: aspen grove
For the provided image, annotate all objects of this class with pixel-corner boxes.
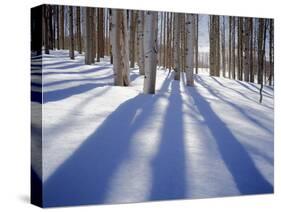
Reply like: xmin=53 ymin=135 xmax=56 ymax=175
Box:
xmin=31 ymin=5 xmax=274 ymax=206
xmin=33 ymin=5 xmax=274 ymax=97
xmin=34 ymin=5 xmax=274 ymax=98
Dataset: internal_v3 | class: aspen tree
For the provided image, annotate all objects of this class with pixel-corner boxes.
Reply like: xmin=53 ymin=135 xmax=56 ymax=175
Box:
xmin=249 ymin=18 xmax=254 ymax=82
xmin=92 ymin=8 xmax=96 ymax=63
xmin=121 ymin=10 xmax=130 ymax=85
xmin=185 ymin=14 xmax=195 ymax=86
xmin=97 ymin=9 xmax=101 ymax=62
xmin=258 ymin=18 xmax=266 ymax=103
xmin=112 ymin=10 xmax=130 ymax=86
xmin=69 ymin=6 xmax=75 ymax=59
xmin=129 ymin=11 xmax=137 ymax=68
xmin=84 ymin=7 xmax=92 ymax=65
xmin=166 ymin=13 xmax=171 ymax=70
xmin=48 ymin=6 xmax=54 ymax=50
xmin=100 ymin=9 xmax=105 ymax=58
xmin=43 ymin=5 xmax=50 ymax=54
xmin=159 ymin=12 xmax=163 ymax=68
xmin=170 ymin=13 xmax=174 ymax=70
xmin=209 ymin=16 xmax=214 ymax=75
xmin=215 ymin=16 xmax=220 ymax=76
xmin=56 ymin=5 xmax=60 ymax=50
xmin=228 ymin=16 xmax=232 ymax=78
xmin=180 ymin=15 xmax=186 ymax=72
xmin=76 ymin=7 xmax=82 ymax=54
xmin=222 ymin=16 xmax=226 ymax=77
xmin=174 ymin=13 xmax=181 ymax=80
xmin=231 ymin=17 xmax=236 ymax=79
xmin=109 ymin=9 xmax=113 ymax=64
xmin=59 ymin=5 xmax=65 ymax=49
xmin=143 ymin=11 xmax=158 ymax=94
xmin=195 ymin=14 xmax=199 ymax=74
xmin=243 ymin=18 xmax=250 ymax=82
xmin=268 ymin=19 xmax=274 ymax=86
xmin=137 ymin=11 xmax=145 ymax=75
xmin=163 ymin=12 xmax=167 ymax=69
xmin=237 ymin=17 xmax=243 ymax=80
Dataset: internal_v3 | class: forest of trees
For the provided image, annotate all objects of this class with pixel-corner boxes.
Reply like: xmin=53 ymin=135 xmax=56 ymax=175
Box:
xmin=32 ymin=5 xmax=274 ymax=97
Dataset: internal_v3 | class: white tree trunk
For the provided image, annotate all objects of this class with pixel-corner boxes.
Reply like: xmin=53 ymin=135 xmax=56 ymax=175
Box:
xmin=143 ymin=11 xmax=158 ymax=94
xmin=231 ymin=17 xmax=236 ymax=79
xmin=243 ymin=18 xmax=250 ymax=82
xmin=185 ymin=14 xmax=194 ymax=86
xmin=174 ymin=14 xmax=181 ymax=80
xmin=137 ymin=11 xmax=145 ymax=75
xmin=112 ymin=9 xmax=123 ymax=85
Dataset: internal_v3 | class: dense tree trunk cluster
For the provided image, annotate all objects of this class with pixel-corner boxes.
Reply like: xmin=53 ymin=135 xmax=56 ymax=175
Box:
xmin=39 ymin=5 xmax=274 ymax=95
xmin=213 ymin=16 xmax=273 ymax=87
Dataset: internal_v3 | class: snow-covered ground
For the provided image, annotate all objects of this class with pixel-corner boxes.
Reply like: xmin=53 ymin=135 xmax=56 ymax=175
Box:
xmin=31 ymin=50 xmax=274 ymax=207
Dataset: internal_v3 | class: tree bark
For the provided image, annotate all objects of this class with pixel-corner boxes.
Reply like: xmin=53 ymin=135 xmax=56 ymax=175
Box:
xmin=129 ymin=11 xmax=137 ymax=68
xmin=231 ymin=17 xmax=236 ymax=79
xmin=143 ymin=11 xmax=158 ymax=94
xmin=48 ymin=6 xmax=54 ymax=50
xmin=180 ymin=15 xmax=186 ymax=72
xmin=243 ymin=18 xmax=250 ymax=82
xmin=159 ymin=12 xmax=163 ymax=68
xmin=186 ymin=14 xmax=195 ymax=86
xmin=137 ymin=11 xmax=145 ymax=75
xmin=174 ymin=14 xmax=181 ymax=80
xmin=237 ymin=17 xmax=243 ymax=80
xmin=228 ymin=16 xmax=232 ymax=78
xmin=76 ymin=7 xmax=82 ymax=54
xmin=163 ymin=12 xmax=167 ymax=69
xmin=195 ymin=14 xmax=199 ymax=74
xmin=268 ymin=19 xmax=274 ymax=86
xmin=222 ymin=16 xmax=226 ymax=77
xmin=209 ymin=16 xmax=214 ymax=75
xmin=112 ymin=9 xmax=130 ymax=86
xmin=69 ymin=6 xmax=75 ymax=59
xmin=209 ymin=15 xmax=220 ymax=76
xmin=249 ymin=18 xmax=254 ymax=82
xmin=258 ymin=19 xmax=266 ymax=103
xmin=56 ymin=5 xmax=60 ymax=50
xmin=43 ymin=5 xmax=50 ymax=54
xmin=108 ymin=9 xmax=113 ymax=64
xmin=84 ymin=7 xmax=92 ymax=65
xmin=92 ymin=8 xmax=96 ymax=63
xmin=59 ymin=6 xmax=64 ymax=49
xmin=215 ymin=16 xmax=220 ymax=76
xmin=96 ymin=8 xmax=105 ymax=60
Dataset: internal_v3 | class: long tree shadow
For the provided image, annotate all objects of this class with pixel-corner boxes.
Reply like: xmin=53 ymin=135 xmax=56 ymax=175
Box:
xmin=210 ymin=77 xmax=271 ymax=105
xmin=31 ymin=83 xmax=108 ymax=104
xmin=210 ymin=77 xmax=273 ymax=110
xmin=32 ymin=72 xmax=140 ymax=88
xmin=31 ymin=75 xmax=114 ymax=88
xmin=46 ymin=63 xmax=91 ymax=70
xmin=31 ymin=72 xmax=142 ymax=104
xmin=196 ymin=76 xmax=273 ymax=133
xmin=186 ymin=85 xmax=273 ymax=195
xmin=43 ymin=74 xmax=172 ymax=207
xmin=32 ymin=65 xmax=111 ymax=76
xmin=235 ymin=80 xmax=273 ymax=97
xmin=41 ymin=60 xmax=73 ymax=68
xmin=149 ymin=80 xmax=187 ymax=201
